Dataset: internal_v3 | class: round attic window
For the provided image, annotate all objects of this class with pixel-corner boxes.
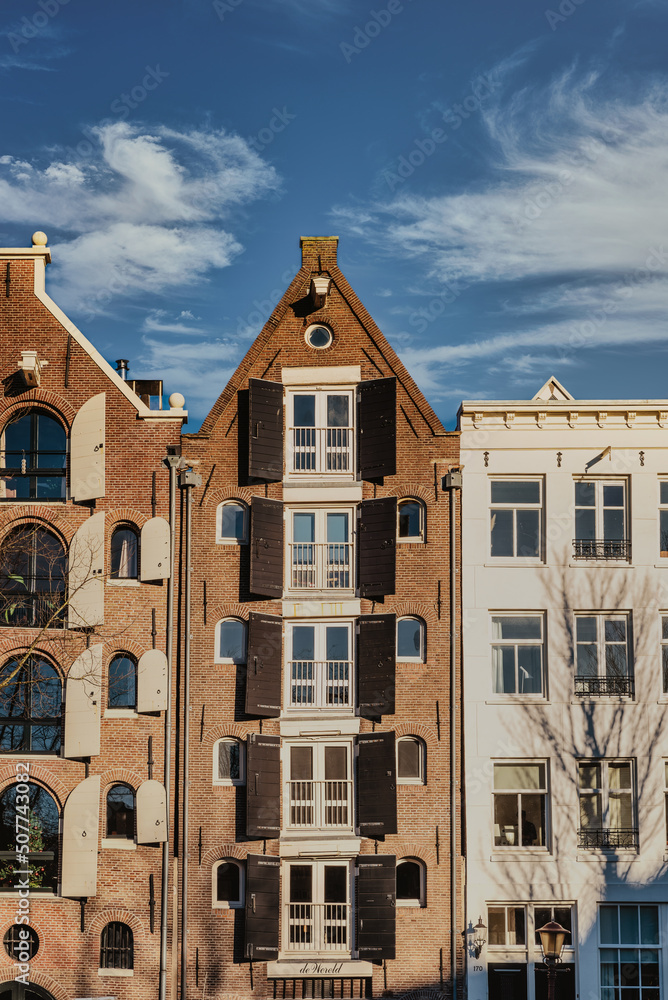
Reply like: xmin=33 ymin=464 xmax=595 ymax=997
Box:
xmin=305 ymin=325 xmax=333 ymax=349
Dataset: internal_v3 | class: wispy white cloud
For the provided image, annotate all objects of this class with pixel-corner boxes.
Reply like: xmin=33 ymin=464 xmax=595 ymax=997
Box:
xmin=142 ymin=309 xmax=204 ymax=335
xmin=138 ymin=335 xmax=242 ymax=418
xmin=0 ymin=121 xmax=280 ymax=313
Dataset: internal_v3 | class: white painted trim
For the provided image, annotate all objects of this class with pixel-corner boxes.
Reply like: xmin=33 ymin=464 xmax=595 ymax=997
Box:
xmin=282 ymin=366 xmax=360 ymax=385
xmin=282 ymin=485 xmax=362 ymax=501
xmin=98 ymin=968 xmax=134 ymax=977
xmin=278 ymin=838 xmax=361 ymax=857
xmin=282 ymin=600 xmax=361 ymax=618
xmin=101 ymin=838 xmax=136 ymax=850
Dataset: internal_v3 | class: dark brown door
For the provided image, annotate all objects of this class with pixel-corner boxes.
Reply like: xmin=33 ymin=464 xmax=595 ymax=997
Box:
xmin=488 ymin=964 xmax=528 ymax=1000
xmin=356 ymin=854 xmax=396 ymax=960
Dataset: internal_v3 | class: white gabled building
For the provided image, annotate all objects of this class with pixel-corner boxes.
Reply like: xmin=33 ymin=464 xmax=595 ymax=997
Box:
xmin=460 ymin=378 xmax=668 ymax=1000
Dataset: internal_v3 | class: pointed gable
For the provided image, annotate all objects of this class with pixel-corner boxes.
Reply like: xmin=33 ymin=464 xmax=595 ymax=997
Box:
xmin=532 ymin=376 xmax=574 ymax=402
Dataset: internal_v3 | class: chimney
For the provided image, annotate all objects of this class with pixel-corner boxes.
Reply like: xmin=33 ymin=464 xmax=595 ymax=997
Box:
xmin=115 ymin=359 xmax=129 ymax=380
xmin=300 ymin=236 xmax=339 ymax=273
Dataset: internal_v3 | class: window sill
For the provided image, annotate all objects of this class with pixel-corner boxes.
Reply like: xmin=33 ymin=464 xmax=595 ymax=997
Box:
xmin=396 ymin=899 xmax=426 ymax=907
xmin=570 ymin=698 xmax=635 ymax=706
xmin=213 ymin=780 xmax=246 ymax=788
xmin=576 ymin=850 xmax=639 ymax=861
xmin=397 ymin=540 xmax=425 ymax=548
xmin=397 ymin=779 xmax=426 ymax=786
xmin=101 ymin=838 xmax=136 ymax=850
xmin=104 ymin=708 xmax=139 ymax=718
xmin=486 ymin=698 xmax=549 ymax=705
xmin=484 ymin=561 xmax=546 ymax=568
xmin=212 ymin=900 xmax=244 ymax=909
xmin=107 ymin=578 xmax=140 ymax=587
xmin=569 ymin=562 xmax=633 ymax=569
xmin=490 ymin=851 xmax=553 ymax=862
xmin=216 ymin=538 xmax=248 ymax=546
xmin=98 ymin=969 xmax=133 ymax=977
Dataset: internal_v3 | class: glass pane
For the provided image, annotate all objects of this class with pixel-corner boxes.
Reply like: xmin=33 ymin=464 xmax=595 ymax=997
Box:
xmin=326 ymin=513 xmax=348 ymax=544
xmin=516 ymin=509 xmax=540 ymax=558
xmin=398 ymin=619 xmax=421 ymax=659
xmin=604 ymin=485 xmax=624 ymax=508
xmin=324 ymin=746 xmax=347 ymax=780
xmin=610 ymin=793 xmax=633 ymax=829
xmin=398 ymin=502 xmax=422 ymax=538
xmin=110 ymin=528 xmax=138 ymax=579
xmin=494 ymin=764 xmax=544 ymax=789
xmin=492 ymin=616 xmax=542 ymax=640
xmin=554 ymin=907 xmax=572 ymax=935
xmin=0 ymin=661 xmax=26 ymax=718
xmin=606 ymin=645 xmax=627 ymax=678
xmin=521 ymin=794 xmax=544 ymax=845
xmin=396 ymin=861 xmax=421 ymax=900
xmin=218 ymin=741 xmax=240 ymax=781
xmin=604 ymin=509 xmax=625 ymax=541
xmin=579 ymin=764 xmax=601 ymax=789
xmin=620 ymin=907 xmax=639 ymax=944
xmin=488 ymin=908 xmax=506 ymax=946
xmin=327 ymin=396 xmax=348 ymax=428
xmin=663 ymin=617 xmax=668 ymax=641
xmin=326 ymin=626 xmax=348 ymax=661
xmin=3 ymin=415 xmax=30 ymax=456
xmin=575 ymin=509 xmax=596 ymax=540
xmin=289 ymin=865 xmax=312 ymax=903
xmin=600 ymin=907 xmax=619 ymax=944
xmin=619 ymin=951 xmax=639 ymax=985
xmin=661 ymin=511 xmax=668 ymax=555
xmin=292 ymin=626 xmax=315 ymax=660
xmin=36 ymin=415 xmax=66 ymax=466
xmin=294 ymin=396 xmax=315 ymax=427
xmin=493 ymin=795 xmax=518 ymax=845
xmin=610 ymin=763 xmax=632 ymax=789
xmin=640 ymin=955 xmax=660 ymax=988
xmin=605 ymin=620 xmax=626 ymax=643
xmin=517 ymin=646 xmax=542 ymax=694
xmin=293 ymin=513 xmax=315 ymax=543
xmin=577 ymin=643 xmax=598 ymax=677
xmin=106 ymin=784 xmax=135 ymax=838
xmin=491 ymin=481 xmax=540 ymax=504
xmin=508 ymin=906 xmax=526 ymax=945
xmin=108 ymin=655 xmax=136 ymax=708
xmin=490 ymin=509 xmax=514 ymax=557
xmin=398 ymin=739 xmax=421 ymax=778
xmin=640 ymin=907 xmax=659 ymax=945
xmin=218 ymin=620 xmax=245 ymax=662
xmin=580 ymin=792 xmax=601 ymax=828
xmin=324 ymin=865 xmax=347 ymax=903
xmin=661 ymin=483 xmax=668 ymax=505
xmin=216 ymin=862 xmax=240 ymax=902
xmin=221 ymin=504 xmax=246 ymax=540
xmin=577 ymin=617 xmax=597 ymax=642
xmin=492 ymin=646 xmax=516 ymax=694
xmin=575 ymin=482 xmax=595 ymax=506
xmin=290 ymin=745 xmax=313 ymax=780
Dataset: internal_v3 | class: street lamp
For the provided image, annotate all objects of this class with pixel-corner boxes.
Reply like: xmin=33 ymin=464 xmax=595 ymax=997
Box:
xmin=473 ymin=918 xmax=487 ymax=959
xmin=536 ymin=920 xmax=570 ymax=1000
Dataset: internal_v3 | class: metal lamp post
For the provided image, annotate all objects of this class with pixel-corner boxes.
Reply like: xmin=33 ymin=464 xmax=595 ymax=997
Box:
xmin=536 ymin=920 xmax=570 ymax=1000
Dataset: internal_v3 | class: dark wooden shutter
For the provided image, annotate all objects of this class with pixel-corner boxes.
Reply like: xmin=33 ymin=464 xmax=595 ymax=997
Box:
xmin=356 ymin=731 xmax=397 ymax=836
xmin=246 ymin=613 xmax=282 ymax=717
xmin=245 ymin=854 xmax=280 ymax=961
xmin=246 ymin=733 xmax=281 ymax=838
xmin=249 ymin=378 xmax=283 ymax=481
xmin=356 ymin=854 xmax=396 ymax=960
xmin=358 ymin=498 xmax=397 ymax=598
xmin=357 ymin=614 xmax=396 ymax=718
xmin=250 ymin=497 xmax=283 ymax=597
xmin=358 ymin=377 xmax=396 ymax=479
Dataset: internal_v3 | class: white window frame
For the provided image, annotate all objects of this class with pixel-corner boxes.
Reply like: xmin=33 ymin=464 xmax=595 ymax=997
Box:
xmin=573 ymin=478 xmax=628 ymax=557
xmin=577 ymin=759 xmax=636 ymax=848
xmin=489 ymin=478 xmax=543 ymax=561
xmin=281 ymin=858 xmax=352 ymax=958
xmin=396 ymin=736 xmax=426 ymax=785
xmin=212 ymin=858 xmax=245 ymax=909
xmin=490 ymin=613 xmax=545 ymax=698
xmin=487 ymin=904 xmax=528 ymax=950
xmin=487 ymin=903 xmax=575 ymax=958
xmin=396 ymin=857 xmax=426 ymax=907
xmin=492 ymin=761 xmax=549 ymax=850
xmin=214 ymin=617 xmax=247 ymax=665
xmin=396 ymin=616 xmax=426 ymax=663
xmin=573 ymin=612 xmax=632 ymax=694
xmin=285 ymin=387 xmax=355 ymax=478
xmin=285 ymin=506 xmax=355 ymax=594
xmin=659 ymin=481 xmax=668 ymax=557
xmin=598 ymin=903 xmax=660 ymax=1000
xmin=284 ymin=619 xmax=354 ymax=713
xmin=397 ymin=498 xmax=425 ymax=543
xmin=283 ymin=738 xmax=354 ymax=833
xmin=216 ymin=500 xmax=248 ymax=544
xmin=213 ymin=737 xmax=246 ymax=787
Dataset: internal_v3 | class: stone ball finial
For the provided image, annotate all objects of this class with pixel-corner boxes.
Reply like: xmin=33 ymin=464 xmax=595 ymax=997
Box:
xmin=169 ymin=392 xmax=185 ymax=409
xmin=32 ymin=232 xmax=48 ymax=246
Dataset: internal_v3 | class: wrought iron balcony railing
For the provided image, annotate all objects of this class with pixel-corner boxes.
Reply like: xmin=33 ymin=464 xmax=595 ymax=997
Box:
xmin=574 ymin=676 xmax=634 ymax=697
xmin=578 ymin=827 xmax=638 ymax=850
xmin=572 ymin=539 xmax=631 ymax=560
xmin=286 ymin=902 xmax=351 ymax=953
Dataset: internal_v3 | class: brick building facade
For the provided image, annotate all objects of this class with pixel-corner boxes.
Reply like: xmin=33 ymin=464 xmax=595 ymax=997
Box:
xmin=0 ymin=234 xmax=185 ymax=1000
xmin=179 ymin=236 xmax=463 ymax=1000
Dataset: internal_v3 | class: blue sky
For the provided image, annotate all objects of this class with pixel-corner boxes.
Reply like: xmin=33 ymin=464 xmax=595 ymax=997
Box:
xmin=1 ymin=0 xmax=667 ymax=429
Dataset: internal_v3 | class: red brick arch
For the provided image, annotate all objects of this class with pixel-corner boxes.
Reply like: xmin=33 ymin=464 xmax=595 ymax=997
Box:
xmin=393 ymin=723 xmax=438 ymax=750
xmin=393 ymin=602 xmax=438 ymax=627
xmin=0 ymin=969 xmax=72 ymax=1000
xmin=392 ymin=484 xmax=435 ymax=506
xmin=0 ymin=389 xmax=77 ymax=428
xmin=0 ymin=766 xmax=68 ymax=806
xmin=0 ymin=507 xmax=78 ymax=546
xmin=106 ymin=507 xmax=149 ymax=530
xmin=201 ymin=842 xmax=248 ymax=867
xmin=87 ymin=906 xmax=146 ymax=939
xmin=0 ymin=914 xmax=48 ymax=969
xmin=100 ymin=769 xmax=144 ymax=792
xmin=205 ymin=488 xmax=255 ymax=509
xmin=394 ymin=842 xmax=438 ymax=867
xmin=210 ymin=604 xmax=250 ymax=623
xmin=201 ymin=724 xmax=252 ymax=750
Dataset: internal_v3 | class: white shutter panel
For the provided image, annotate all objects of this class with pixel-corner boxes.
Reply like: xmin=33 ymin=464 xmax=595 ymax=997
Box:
xmin=136 ymin=779 xmax=167 ymax=844
xmin=140 ymin=516 xmax=171 ymax=581
xmin=67 ymin=511 xmax=105 ymax=629
xmin=137 ymin=648 xmax=168 ymax=712
xmin=61 ymin=775 xmax=100 ymax=897
xmin=64 ymin=644 xmax=102 ymax=758
xmin=70 ymin=392 xmax=105 ymax=501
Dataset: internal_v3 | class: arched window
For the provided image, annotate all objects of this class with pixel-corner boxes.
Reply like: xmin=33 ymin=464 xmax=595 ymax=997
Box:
xmin=0 ymin=655 xmax=62 ymax=753
xmin=110 ymin=525 xmax=139 ymax=580
xmin=218 ymin=501 xmax=248 ymax=543
xmin=213 ymin=738 xmax=246 ymax=786
xmin=108 ymin=654 xmax=137 ymax=710
xmin=100 ymin=921 xmax=133 ymax=970
xmin=397 ymin=736 xmax=426 ymax=784
xmin=106 ymin=784 xmax=135 ymax=840
xmin=396 ymin=858 xmax=426 ymax=907
xmin=398 ymin=499 xmax=425 ymax=542
xmin=0 ymin=525 xmax=66 ymax=628
xmin=212 ymin=858 xmax=245 ymax=908
xmin=0 ymin=409 xmax=66 ymax=501
xmin=0 ymin=783 xmax=59 ymax=893
xmin=397 ymin=617 xmax=425 ymax=662
xmin=215 ymin=618 xmax=247 ymax=664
